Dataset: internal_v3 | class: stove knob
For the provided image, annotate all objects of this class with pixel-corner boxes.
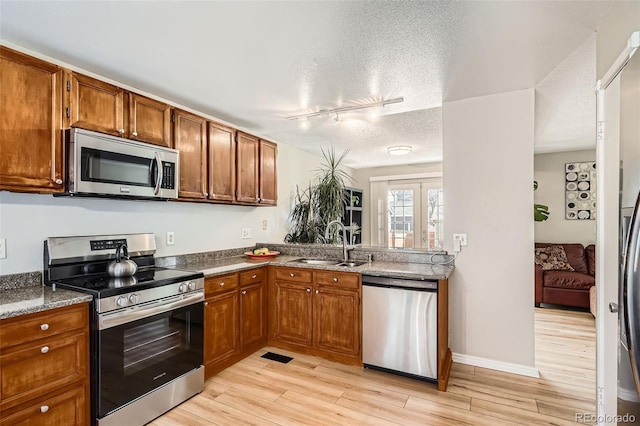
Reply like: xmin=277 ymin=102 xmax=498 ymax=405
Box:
xmin=178 ymin=283 xmax=187 ymax=293
xmin=129 ymin=293 xmax=139 ymax=304
xmin=116 ymin=296 xmax=127 ymax=307
xmin=188 ymin=281 xmax=196 ymax=291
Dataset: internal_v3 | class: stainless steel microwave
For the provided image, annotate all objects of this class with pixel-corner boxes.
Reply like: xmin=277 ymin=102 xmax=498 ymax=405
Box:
xmin=65 ymin=128 xmax=179 ymax=200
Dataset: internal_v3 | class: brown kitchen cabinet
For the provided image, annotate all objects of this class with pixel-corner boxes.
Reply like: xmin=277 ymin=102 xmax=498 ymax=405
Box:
xmin=236 ymin=131 xmax=259 ymax=204
xmin=207 ymin=122 xmax=236 ymax=202
xmin=269 ymin=267 xmax=362 ymax=364
xmin=0 ymin=303 xmax=90 ymax=425
xmin=259 ymin=139 xmax=277 ymax=205
xmin=172 ymin=109 xmax=207 ymax=200
xmin=128 ymin=93 xmax=172 ymax=147
xmin=69 ymin=72 xmax=124 ymax=136
xmin=203 ymin=267 xmax=267 ymax=378
xmin=0 ymin=46 xmax=65 ymax=193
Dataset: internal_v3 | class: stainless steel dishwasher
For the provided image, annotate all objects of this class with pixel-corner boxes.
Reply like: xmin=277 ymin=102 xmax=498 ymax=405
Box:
xmin=362 ymin=275 xmax=438 ymax=382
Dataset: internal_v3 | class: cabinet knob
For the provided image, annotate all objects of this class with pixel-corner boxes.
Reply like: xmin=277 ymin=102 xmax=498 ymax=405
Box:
xmin=242 ymin=290 xmax=247 ymax=295
xmin=53 ymin=179 xmax=62 ymax=185
xmin=316 ymin=289 xmax=319 ymax=294
xmin=118 ymin=128 xmax=125 ymax=134
xmin=41 ymin=346 xmax=49 ymax=354
xmin=252 ymin=274 xmax=257 ymax=279
xmin=219 ymin=282 xmax=225 ymax=287
xmin=333 ymin=277 xmax=338 ymax=282
xmin=205 ymin=192 xmax=209 ymax=197
xmin=306 ymin=288 xmax=311 ymax=293
xmin=40 ymin=323 xmax=49 ymax=331
xmin=204 ymin=302 xmax=209 ymax=306
xmin=40 ymin=405 xmax=49 ymax=413
xmin=132 ymin=131 xmax=138 ymax=137
xmin=290 ymin=273 xmax=295 ymax=277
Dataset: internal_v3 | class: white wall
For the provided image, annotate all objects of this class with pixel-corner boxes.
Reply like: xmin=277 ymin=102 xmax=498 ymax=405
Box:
xmin=351 ymin=162 xmax=443 ymax=246
xmin=534 ymin=149 xmax=596 ymax=245
xmin=443 ymin=89 xmax=536 ymax=370
xmin=0 ymin=142 xmax=324 ymax=275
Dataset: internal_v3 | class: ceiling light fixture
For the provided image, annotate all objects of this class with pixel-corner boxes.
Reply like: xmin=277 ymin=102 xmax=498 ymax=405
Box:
xmin=387 ymin=145 xmax=412 ymax=156
xmin=286 ymin=97 xmax=404 ymax=122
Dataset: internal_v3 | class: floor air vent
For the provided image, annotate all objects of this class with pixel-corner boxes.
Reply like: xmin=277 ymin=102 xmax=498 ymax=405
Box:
xmin=261 ymin=352 xmax=293 ymax=364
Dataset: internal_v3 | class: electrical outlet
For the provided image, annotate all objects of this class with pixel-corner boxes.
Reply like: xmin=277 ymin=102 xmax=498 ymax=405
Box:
xmin=0 ymin=238 xmax=6 ymax=259
xmin=241 ymin=228 xmax=252 ymax=239
xmin=453 ymin=233 xmax=467 ymax=246
xmin=262 ymin=220 xmax=268 ymax=231
xmin=166 ymin=231 xmax=175 ymax=246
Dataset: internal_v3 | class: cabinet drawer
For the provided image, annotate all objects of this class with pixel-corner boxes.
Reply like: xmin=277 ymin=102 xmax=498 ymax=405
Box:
xmin=240 ymin=268 xmax=265 ymax=286
xmin=205 ymin=274 xmax=238 ymax=296
xmin=274 ymin=268 xmax=312 ymax=284
xmin=316 ymin=271 xmax=360 ymax=289
xmin=0 ymin=331 xmax=88 ymax=407
xmin=0 ymin=304 xmax=87 ymax=350
xmin=0 ymin=384 xmax=88 ymax=426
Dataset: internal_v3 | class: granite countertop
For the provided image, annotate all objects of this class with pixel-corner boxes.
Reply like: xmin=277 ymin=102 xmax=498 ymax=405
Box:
xmin=175 ymin=255 xmax=453 ymax=281
xmin=0 ymin=285 xmax=93 ymax=320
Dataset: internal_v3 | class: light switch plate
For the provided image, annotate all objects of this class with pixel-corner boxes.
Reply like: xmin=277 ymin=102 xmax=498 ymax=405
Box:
xmin=0 ymin=238 xmax=6 ymax=259
xmin=453 ymin=233 xmax=467 ymax=246
xmin=241 ymin=228 xmax=252 ymax=239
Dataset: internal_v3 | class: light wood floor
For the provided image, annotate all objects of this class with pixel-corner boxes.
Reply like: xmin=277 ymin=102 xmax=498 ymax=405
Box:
xmin=150 ymin=307 xmax=596 ymax=426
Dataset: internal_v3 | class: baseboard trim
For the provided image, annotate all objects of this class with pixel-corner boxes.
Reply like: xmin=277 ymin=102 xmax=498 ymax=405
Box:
xmin=452 ymin=352 xmax=540 ymax=378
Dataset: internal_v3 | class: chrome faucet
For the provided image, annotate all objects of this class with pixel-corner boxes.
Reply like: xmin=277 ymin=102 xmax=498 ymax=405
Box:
xmin=324 ymin=220 xmax=352 ymax=262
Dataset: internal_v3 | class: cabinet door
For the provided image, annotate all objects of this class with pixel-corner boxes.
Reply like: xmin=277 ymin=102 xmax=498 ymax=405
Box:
xmin=273 ymin=282 xmax=313 ymax=346
xmin=236 ymin=132 xmax=259 ymax=204
xmin=259 ymin=139 xmax=277 ymax=205
xmin=208 ymin=122 xmax=236 ymax=202
xmin=128 ymin=93 xmax=171 ymax=147
xmin=204 ymin=291 xmax=239 ymax=367
xmin=240 ymin=282 xmax=266 ymax=348
xmin=172 ymin=109 xmax=207 ymax=199
xmin=70 ymin=73 xmax=124 ymax=136
xmin=314 ymin=287 xmax=360 ymax=356
xmin=0 ymin=47 xmax=64 ymax=193
xmin=0 ymin=383 xmax=88 ymax=426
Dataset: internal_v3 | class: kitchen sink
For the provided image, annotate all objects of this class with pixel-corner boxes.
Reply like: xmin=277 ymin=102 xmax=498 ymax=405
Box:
xmin=337 ymin=261 xmax=367 ymax=267
xmin=292 ymin=258 xmax=343 ymax=265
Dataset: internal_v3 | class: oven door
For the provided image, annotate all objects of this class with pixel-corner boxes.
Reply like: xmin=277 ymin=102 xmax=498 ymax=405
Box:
xmin=68 ymin=128 xmax=178 ymax=199
xmin=96 ymin=292 xmax=203 ymax=418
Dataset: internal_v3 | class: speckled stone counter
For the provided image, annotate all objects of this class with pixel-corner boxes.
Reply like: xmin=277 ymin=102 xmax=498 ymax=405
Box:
xmin=0 ymin=284 xmax=93 ymax=320
xmin=169 ymin=254 xmax=453 ymax=281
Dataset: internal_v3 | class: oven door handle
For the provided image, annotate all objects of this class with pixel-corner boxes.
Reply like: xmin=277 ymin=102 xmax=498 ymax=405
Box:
xmin=98 ymin=291 xmax=203 ymax=330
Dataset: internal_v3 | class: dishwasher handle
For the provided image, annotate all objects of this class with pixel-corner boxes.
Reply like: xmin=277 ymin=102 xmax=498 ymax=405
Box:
xmin=362 ymin=275 xmax=438 ymax=291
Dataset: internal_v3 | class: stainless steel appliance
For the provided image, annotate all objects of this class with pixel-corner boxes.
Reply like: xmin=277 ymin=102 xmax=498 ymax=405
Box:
xmin=64 ymin=128 xmax=179 ymax=199
xmin=362 ymin=275 xmax=438 ymax=381
xmin=44 ymin=233 xmax=204 ymax=426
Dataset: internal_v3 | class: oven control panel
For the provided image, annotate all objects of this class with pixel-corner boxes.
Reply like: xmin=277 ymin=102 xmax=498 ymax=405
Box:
xmin=90 ymin=238 xmax=127 ymax=251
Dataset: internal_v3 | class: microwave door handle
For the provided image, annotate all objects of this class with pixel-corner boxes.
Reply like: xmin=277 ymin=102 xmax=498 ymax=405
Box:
xmin=624 ymin=191 xmax=640 ymax=397
xmin=153 ymin=152 xmax=163 ymax=195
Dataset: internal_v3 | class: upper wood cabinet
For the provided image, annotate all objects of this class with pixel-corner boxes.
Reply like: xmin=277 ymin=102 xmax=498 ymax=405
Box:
xmin=208 ymin=122 xmax=236 ymax=202
xmin=128 ymin=93 xmax=171 ymax=147
xmin=69 ymin=72 xmax=124 ymax=136
xmin=236 ymin=131 xmax=259 ymax=204
xmin=259 ymin=139 xmax=277 ymax=205
xmin=0 ymin=47 xmax=64 ymax=193
xmin=172 ymin=109 xmax=207 ymax=200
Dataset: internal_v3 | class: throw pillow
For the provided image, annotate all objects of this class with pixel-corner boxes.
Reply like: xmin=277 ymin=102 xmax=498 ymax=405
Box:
xmin=535 ymin=246 xmax=575 ymax=271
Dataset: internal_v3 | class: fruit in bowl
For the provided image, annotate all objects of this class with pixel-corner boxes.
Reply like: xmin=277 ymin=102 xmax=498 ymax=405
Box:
xmin=253 ymin=247 xmax=270 ymax=255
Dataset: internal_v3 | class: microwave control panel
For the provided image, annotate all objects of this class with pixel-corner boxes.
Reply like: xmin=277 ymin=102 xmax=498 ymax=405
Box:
xmin=161 ymin=162 xmax=175 ymax=190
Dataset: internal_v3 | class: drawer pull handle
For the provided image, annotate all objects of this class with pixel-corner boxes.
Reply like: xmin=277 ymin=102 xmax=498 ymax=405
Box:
xmin=252 ymin=274 xmax=257 ymax=279
xmin=290 ymin=273 xmax=295 ymax=277
xmin=242 ymin=290 xmax=247 ymax=295
xmin=333 ymin=277 xmax=338 ymax=282
xmin=40 ymin=323 xmax=49 ymax=331
xmin=40 ymin=405 xmax=49 ymax=413
xmin=316 ymin=289 xmax=319 ymax=294
xmin=41 ymin=346 xmax=49 ymax=354
xmin=219 ymin=282 xmax=225 ymax=287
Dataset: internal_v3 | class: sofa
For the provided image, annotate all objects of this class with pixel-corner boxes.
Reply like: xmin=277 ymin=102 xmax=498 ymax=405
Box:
xmin=535 ymin=243 xmax=596 ymax=309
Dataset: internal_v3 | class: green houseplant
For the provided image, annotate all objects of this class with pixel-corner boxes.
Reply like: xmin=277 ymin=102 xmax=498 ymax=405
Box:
xmin=285 ymin=147 xmax=351 ymax=243
xmin=534 ymin=181 xmax=550 ymax=222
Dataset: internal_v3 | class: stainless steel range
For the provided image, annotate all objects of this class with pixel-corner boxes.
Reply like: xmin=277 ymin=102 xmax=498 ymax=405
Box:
xmin=44 ymin=233 xmax=204 ymax=426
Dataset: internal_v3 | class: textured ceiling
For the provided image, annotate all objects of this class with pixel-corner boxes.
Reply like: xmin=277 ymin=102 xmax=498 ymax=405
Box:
xmin=0 ymin=1 xmax=611 ymax=168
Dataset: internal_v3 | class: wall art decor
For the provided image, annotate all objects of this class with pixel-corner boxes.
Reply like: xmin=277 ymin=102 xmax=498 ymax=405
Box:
xmin=565 ymin=161 xmax=596 ymax=220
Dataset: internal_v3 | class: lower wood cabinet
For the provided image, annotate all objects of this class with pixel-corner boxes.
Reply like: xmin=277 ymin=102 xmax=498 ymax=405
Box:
xmin=204 ymin=267 xmax=267 ymax=378
xmin=269 ymin=267 xmax=362 ymax=364
xmin=0 ymin=303 xmax=90 ymax=425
